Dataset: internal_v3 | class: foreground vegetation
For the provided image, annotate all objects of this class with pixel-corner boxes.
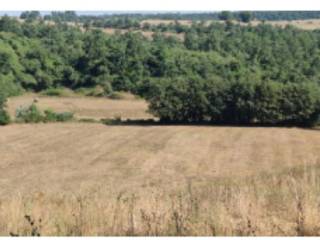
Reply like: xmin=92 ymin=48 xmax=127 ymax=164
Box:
xmin=1 ymin=122 xmax=320 ymax=236
xmin=1 ymin=163 xmax=320 ymax=236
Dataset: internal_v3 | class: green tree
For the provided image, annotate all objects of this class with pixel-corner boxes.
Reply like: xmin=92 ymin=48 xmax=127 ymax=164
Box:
xmin=219 ymin=11 xmax=234 ymax=21
xmin=238 ymin=11 xmax=253 ymax=23
xmin=20 ymin=11 xmax=41 ymax=22
xmin=0 ymin=87 xmax=10 ymax=125
xmin=279 ymin=82 xmax=320 ymax=126
xmin=147 ymin=76 xmax=209 ymax=122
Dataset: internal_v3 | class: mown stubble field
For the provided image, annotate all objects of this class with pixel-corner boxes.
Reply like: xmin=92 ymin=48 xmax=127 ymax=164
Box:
xmin=1 ymin=96 xmax=320 ymax=236
xmin=7 ymin=94 xmax=152 ymax=120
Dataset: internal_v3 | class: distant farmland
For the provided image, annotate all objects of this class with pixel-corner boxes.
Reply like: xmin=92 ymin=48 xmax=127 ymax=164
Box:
xmin=141 ymin=18 xmax=320 ymax=30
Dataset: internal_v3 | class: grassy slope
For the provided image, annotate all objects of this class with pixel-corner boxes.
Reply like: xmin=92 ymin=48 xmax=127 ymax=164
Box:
xmin=1 ymin=122 xmax=320 ymax=235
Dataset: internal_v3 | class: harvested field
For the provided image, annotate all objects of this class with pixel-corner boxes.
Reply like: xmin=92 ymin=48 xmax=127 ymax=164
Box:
xmin=141 ymin=19 xmax=194 ymax=26
xmin=142 ymin=18 xmax=320 ymax=30
xmin=248 ymin=19 xmax=320 ymax=30
xmin=1 ymin=124 xmax=320 ymax=195
xmin=7 ymin=95 xmax=152 ymax=120
xmin=101 ymin=27 xmax=185 ymax=40
xmin=1 ymin=120 xmax=320 ymax=235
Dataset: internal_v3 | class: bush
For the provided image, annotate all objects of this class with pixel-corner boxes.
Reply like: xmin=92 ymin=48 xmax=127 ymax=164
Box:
xmin=44 ymin=109 xmax=74 ymax=122
xmin=40 ymin=88 xmax=75 ymax=97
xmin=16 ymin=104 xmax=43 ymax=123
xmin=0 ymin=109 xmax=10 ymax=125
xmin=76 ymin=84 xmax=113 ymax=97
xmin=16 ymin=104 xmax=74 ymax=123
xmin=41 ymin=88 xmax=64 ymax=96
xmin=103 ymin=82 xmax=113 ymax=96
xmin=101 ymin=115 xmax=122 ymax=125
xmin=0 ymin=88 xmax=11 ymax=125
xmin=108 ymin=91 xmax=126 ymax=100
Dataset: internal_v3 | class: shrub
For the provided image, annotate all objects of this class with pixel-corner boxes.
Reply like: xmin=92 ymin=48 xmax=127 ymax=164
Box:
xmin=76 ymin=84 xmax=113 ymax=97
xmin=108 ymin=91 xmax=126 ymax=100
xmin=0 ymin=87 xmax=11 ymax=125
xmin=103 ymin=82 xmax=113 ymax=96
xmin=44 ymin=109 xmax=74 ymax=122
xmin=40 ymin=88 xmax=75 ymax=97
xmin=86 ymin=86 xmax=105 ymax=97
xmin=101 ymin=115 xmax=122 ymax=125
xmin=16 ymin=104 xmax=43 ymax=123
xmin=0 ymin=109 xmax=10 ymax=125
xmin=41 ymin=88 xmax=64 ymax=96
xmin=16 ymin=104 xmax=74 ymax=123
xmin=55 ymin=112 xmax=74 ymax=122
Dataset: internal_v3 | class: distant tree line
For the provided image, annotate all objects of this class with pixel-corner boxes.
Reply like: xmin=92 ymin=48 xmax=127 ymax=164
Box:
xmin=36 ymin=11 xmax=320 ymax=23
xmin=19 ymin=11 xmax=320 ymax=26
xmin=0 ymin=16 xmax=320 ymax=125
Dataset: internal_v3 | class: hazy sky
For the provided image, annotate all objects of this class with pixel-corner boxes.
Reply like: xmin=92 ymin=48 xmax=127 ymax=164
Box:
xmin=0 ymin=0 xmax=318 ymax=11
xmin=0 ymin=11 xmax=216 ymax=17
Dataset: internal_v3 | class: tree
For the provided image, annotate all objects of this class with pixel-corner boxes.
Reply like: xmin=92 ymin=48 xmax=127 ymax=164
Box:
xmin=20 ymin=11 xmax=41 ymax=22
xmin=238 ymin=11 xmax=253 ymax=23
xmin=279 ymin=82 xmax=320 ymax=126
xmin=0 ymin=16 xmax=22 ymax=34
xmin=254 ymin=80 xmax=282 ymax=124
xmin=219 ymin=11 xmax=233 ymax=21
xmin=184 ymin=29 xmax=199 ymax=50
xmin=147 ymin=76 xmax=209 ymax=122
xmin=0 ymin=87 xmax=10 ymax=125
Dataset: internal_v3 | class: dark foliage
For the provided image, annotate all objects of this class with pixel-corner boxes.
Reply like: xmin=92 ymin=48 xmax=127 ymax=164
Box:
xmin=0 ymin=87 xmax=11 ymax=125
xmin=1 ymin=15 xmax=320 ymax=125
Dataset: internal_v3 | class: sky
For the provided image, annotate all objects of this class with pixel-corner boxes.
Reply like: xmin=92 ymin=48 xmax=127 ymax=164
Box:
xmin=0 ymin=11 xmax=218 ymax=17
xmin=0 ymin=0 xmax=319 ymax=11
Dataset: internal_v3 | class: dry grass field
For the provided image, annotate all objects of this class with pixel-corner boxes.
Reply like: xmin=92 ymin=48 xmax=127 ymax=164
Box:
xmin=96 ymin=19 xmax=320 ymax=43
xmin=141 ymin=19 xmax=194 ymax=26
xmin=142 ymin=18 xmax=320 ymax=30
xmin=99 ymin=19 xmax=320 ymax=42
xmin=101 ymin=27 xmax=185 ymax=40
xmin=1 ymin=96 xmax=320 ymax=236
xmin=6 ymin=94 xmax=152 ymax=121
xmin=246 ymin=19 xmax=320 ymax=30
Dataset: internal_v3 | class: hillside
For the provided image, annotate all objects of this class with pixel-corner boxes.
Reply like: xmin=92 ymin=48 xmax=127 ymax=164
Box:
xmin=1 ymin=123 xmax=319 ymax=195
xmin=1 ymin=119 xmax=320 ymax=235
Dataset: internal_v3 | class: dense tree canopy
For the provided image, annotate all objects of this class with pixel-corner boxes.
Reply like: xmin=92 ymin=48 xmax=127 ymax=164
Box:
xmin=42 ymin=11 xmax=320 ymax=23
xmin=0 ymin=15 xmax=320 ymax=125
